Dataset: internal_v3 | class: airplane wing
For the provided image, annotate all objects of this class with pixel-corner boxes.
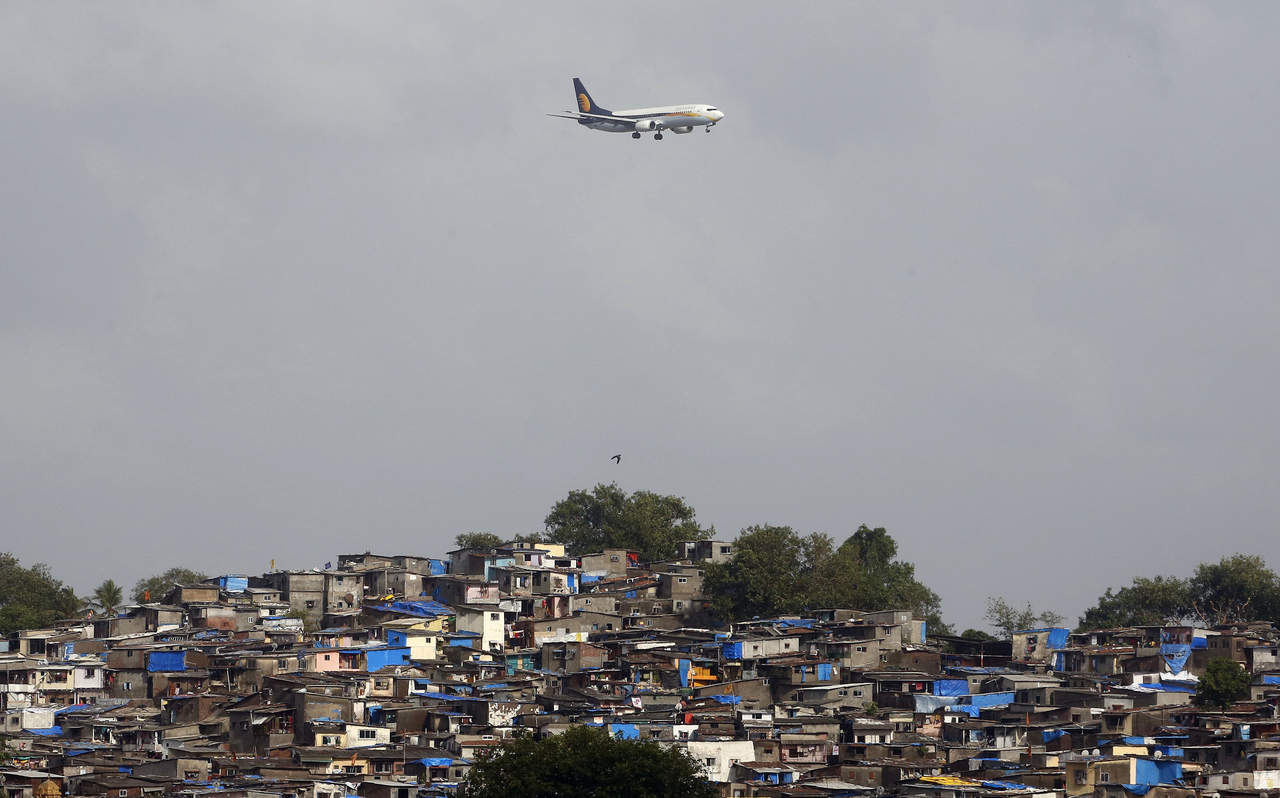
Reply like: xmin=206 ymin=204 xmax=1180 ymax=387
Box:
xmin=546 ymin=111 xmax=637 ymax=123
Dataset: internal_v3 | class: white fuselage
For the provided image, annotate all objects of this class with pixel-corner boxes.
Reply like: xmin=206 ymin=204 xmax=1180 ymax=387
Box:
xmin=586 ymin=104 xmax=723 ymax=133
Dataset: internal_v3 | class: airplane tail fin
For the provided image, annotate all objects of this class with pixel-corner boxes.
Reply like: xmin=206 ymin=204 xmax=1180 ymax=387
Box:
xmin=573 ymin=78 xmax=610 ymax=115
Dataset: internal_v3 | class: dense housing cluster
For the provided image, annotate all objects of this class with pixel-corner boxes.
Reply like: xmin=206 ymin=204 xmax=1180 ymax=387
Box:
xmin=3 ymin=541 xmax=1279 ymax=798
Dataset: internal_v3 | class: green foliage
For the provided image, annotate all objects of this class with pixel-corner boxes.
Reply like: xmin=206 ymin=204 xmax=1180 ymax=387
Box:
xmin=1195 ymin=657 xmax=1252 ymax=709
xmin=460 ymin=725 xmax=717 ymax=798
xmin=454 ymin=532 xmax=505 ymax=551
xmin=131 ymin=567 xmax=209 ymax=603
xmin=1078 ymin=576 xmax=1193 ymax=630
xmin=703 ymin=524 xmax=945 ymax=628
xmin=82 ymin=579 xmax=125 ymax=616
xmin=1189 ymin=554 xmax=1280 ymax=625
xmin=0 ymin=552 xmax=80 ymax=635
xmin=543 ymin=483 xmax=711 ymax=562
xmin=985 ymin=596 xmax=1064 ymax=639
xmin=1080 ymin=554 xmax=1280 ymax=629
xmin=960 ymin=629 xmax=997 ymax=642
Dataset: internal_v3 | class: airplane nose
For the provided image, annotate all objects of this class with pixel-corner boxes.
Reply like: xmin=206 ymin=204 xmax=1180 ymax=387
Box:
xmin=714 ymin=110 xmax=725 ymax=121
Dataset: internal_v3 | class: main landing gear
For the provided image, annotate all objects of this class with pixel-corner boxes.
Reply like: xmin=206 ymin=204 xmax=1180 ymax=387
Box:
xmin=654 ymin=132 xmax=664 ymax=141
xmin=632 ymin=131 xmax=641 ymax=139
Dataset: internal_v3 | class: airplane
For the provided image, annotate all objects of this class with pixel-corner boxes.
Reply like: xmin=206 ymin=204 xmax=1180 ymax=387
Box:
xmin=548 ymin=77 xmax=724 ymax=140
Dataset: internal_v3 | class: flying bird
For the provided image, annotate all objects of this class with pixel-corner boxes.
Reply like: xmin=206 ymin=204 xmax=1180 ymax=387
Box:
xmin=611 ymin=454 xmax=622 ymax=463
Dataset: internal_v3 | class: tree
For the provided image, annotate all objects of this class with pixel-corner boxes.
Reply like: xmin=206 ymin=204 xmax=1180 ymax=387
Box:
xmin=703 ymin=524 xmax=947 ymax=628
xmin=0 ymin=553 xmax=79 ymax=635
xmin=460 ymin=724 xmax=717 ymax=798
xmin=960 ymin=629 xmax=997 ymax=642
xmin=543 ymin=483 xmax=711 ymax=562
xmin=454 ymin=532 xmax=504 ymax=551
xmin=82 ymin=579 xmax=125 ymax=616
xmin=985 ymin=597 xmax=1064 ymax=639
xmin=1188 ymin=554 xmax=1280 ymax=626
xmin=1079 ymin=575 xmax=1193 ymax=630
xmin=132 ymin=567 xmax=209 ymax=603
xmin=1195 ymin=658 xmax=1252 ymax=709
xmin=703 ymin=525 xmax=818 ymax=620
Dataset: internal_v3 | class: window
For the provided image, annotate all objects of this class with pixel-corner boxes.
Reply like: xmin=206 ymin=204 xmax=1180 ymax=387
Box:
xmin=720 ymin=546 xmax=731 ymax=554
xmin=305 ymin=600 xmax=316 ymax=609
xmin=375 ymin=761 xmax=392 ymax=773
xmin=490 ymin=613 xmax=500 ymax=621
xmin=359 ymin=729 xmax=377 ymax=739
xmin=610 ymin=555 xmax=619 ymax=562
xmin=704 ymin=758 xmax=716 ymax=766
xmin=677 ymin=577 xmax=688 ymax=584
xmin=1099 ymin=772 xmax=1110 ymax=784
xmin=120 ymin=791 xmax=129 ymax=797
xmin=1243 ymin=778 xmax=1250 ymax=787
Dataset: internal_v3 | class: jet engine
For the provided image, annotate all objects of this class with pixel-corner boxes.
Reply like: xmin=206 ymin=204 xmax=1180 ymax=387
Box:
xmin=671 ymin=126 xmax=693 ymax=134
xmin=633 ymin=119 xmax=661 ymax=132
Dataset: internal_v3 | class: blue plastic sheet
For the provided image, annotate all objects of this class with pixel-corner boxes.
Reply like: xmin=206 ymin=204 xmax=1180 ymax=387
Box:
xmin=969 ymin=691 xmax=1015 ymax=708
xmin=933 ymin=679 xmax=969 ymax=697
xmin=1160 ymin=644 xmax=1191 ymax=673
xmin=147 ymin=650 xmax=186 ymax=672
xmin=1042 ymin=729 xmax=1065 ymax=742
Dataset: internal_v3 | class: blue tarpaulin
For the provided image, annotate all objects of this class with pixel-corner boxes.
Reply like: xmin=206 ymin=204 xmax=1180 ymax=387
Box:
xmin=677 ymin=659 xmax=690 ymax=688
xmin=1042 ymin=729 xmax=1066 ymax=742
xmin=709 ymin=694 xmax=741 ymax=704
xmin=982 ymin=781 xmax=1031 ymax=790
xmin=816 ymin=663 xmax=834 ymax=680
xmin=1134 ymin=758 xmax=1182 ymax=785
xmin=28 ymin=726 xmax=63 ymax=736
xmin=367 ymin=600 xmax=454 ymax=618
xmin=1120 ymin=786 xmax=1152 ymax=795
xmin=219 ymin=576 xmax=248 ymax=593
xmin=147 ymin=650 xmax=187 ymax=672
xmin=934 ymin=679 xmax=969 ymax=697
xmin=1160 ymin=644 xmax=1191 ymax=673
xmin=420 ymin=758 xmax=454 ymax=767
xmin=721 ymin=641 xmax=743 ymax=660
xmin=1263 ymin=675 xmax=1280 ymax=685
xmin=609 ymin=723 xmax=639 ymax=739
xmin=969 ymin=691 xmax=1015 ymax=708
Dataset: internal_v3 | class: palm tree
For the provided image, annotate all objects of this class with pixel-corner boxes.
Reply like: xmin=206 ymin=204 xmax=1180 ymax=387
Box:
xmin=81 ymin=579 xmax=125 ymax=617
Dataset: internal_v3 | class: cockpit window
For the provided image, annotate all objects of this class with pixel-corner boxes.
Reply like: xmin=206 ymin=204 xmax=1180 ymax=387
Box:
xmin=707 ymin=107 xmax=717 ymax=111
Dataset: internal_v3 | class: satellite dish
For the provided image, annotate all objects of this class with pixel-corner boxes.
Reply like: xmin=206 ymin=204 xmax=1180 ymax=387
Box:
xmin=1153 ymin=751 xmax=1163 ymax=759
xmin=1091 ymin=749 xmax=1101 ymax=756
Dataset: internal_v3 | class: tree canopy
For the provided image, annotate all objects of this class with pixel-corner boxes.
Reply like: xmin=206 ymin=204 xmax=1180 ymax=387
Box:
xmin=1195 ymin=658 xmax=1252 ymax=709
xmin=453 ymin=532 xmax=505 ymax=551
xmin=702 ymin=525 xmax=946 ymax=631
xmin=132 ymin=567 xmax=209 ymax=603
xmin=543 ymin=483 xmax=711 ymax=562
xmin=0 ymin=553 xmax=79 ymax=636
xmin=460 ymin=725 xmax=717 ymax=798
xmin=984 ymin=597 xmax=1065 ymax=639
xmin=82 ymin=579 xmax=125 ymax=616
xmin=1079 ymin=554 xmax=1280 ymax=629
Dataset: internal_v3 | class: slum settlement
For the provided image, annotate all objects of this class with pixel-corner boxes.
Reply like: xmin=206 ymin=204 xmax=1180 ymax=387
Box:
xmin=3 ymin=541 xmax=1280 ymax=798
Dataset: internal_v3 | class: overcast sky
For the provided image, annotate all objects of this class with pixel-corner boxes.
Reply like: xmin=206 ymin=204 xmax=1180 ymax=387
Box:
xmin=3 ymin=3 xmax=1278 ymax=631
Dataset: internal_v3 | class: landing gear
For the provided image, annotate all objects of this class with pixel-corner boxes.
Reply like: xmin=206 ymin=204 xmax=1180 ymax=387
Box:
xmin=632 ymin=131 xmax=641 ymax=139
xmin=705 ymin=123 xmax=715 ymax=133
xmin=654 ymin=132 xmax=664 ymax=141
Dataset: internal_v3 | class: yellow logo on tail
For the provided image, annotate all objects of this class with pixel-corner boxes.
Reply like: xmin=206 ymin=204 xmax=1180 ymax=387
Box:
xmin=577 ymin=93 xmax=591 ymax=112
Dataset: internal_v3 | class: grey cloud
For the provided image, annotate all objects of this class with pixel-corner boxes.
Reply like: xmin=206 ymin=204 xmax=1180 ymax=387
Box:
xmin=2 ymin=2 xmax=1279 ymax=629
